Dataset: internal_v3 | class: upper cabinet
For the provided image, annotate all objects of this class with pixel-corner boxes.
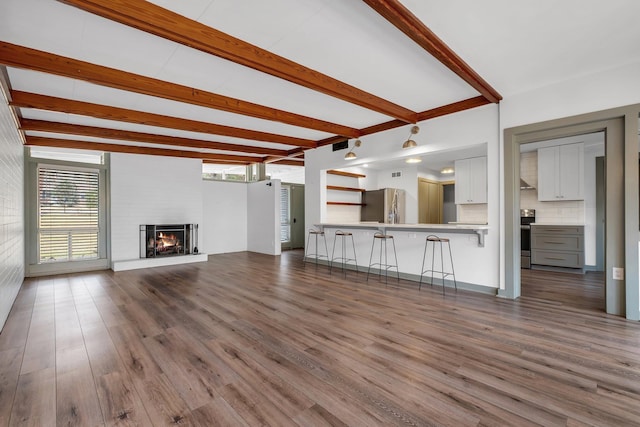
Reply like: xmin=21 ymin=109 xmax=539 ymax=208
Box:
xmin=537 ymin=143 xmax=584 ymax=201
xmin=455 ymin=156 xmax=487 ymax=204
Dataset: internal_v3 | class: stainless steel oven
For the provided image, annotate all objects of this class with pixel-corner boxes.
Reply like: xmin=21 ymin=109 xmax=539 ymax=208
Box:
xmin=520 ymin=209 xmax=535 ymax=269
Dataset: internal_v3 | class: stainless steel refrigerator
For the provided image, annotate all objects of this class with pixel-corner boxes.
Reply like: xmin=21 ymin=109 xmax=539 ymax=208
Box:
xmin=361 ymin=188 xmax=406 ymax=224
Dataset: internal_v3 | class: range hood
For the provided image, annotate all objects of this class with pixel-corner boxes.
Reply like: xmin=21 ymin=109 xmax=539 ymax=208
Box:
xmin=520 ymin=178 xmax=535 ymax=190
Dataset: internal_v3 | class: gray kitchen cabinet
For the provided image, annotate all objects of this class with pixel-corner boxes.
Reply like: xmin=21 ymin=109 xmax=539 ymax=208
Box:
xmin=531 ymin=224 xmax=584 ymax=270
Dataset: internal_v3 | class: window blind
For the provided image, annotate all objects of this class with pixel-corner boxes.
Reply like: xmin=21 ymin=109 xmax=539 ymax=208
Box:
xmin=38 ymin=167 xmax=99 ymax=263
xmin=280 ymin=186 xmax=290 ymax=243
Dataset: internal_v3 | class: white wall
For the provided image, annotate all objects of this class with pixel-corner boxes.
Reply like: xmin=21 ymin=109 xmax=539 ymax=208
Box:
xmin=306 ymin=104 xmax=500 ymax=289
xmin=501 ymin=62 xmax=640 ymax=130
xmin=0 ymin=90 xmax=25 ymax=330
xmin=202 ymin=180 xmax=247 ymax=254
xmin=110 ymin=154 xmax=204 ymax=263
xmin=247 ymin=180 xmax=281 ymax=255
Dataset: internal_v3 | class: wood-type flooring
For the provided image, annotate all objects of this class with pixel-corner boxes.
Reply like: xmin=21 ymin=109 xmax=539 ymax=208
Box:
xmin=1 ymin=250 xmax=639 ymax=426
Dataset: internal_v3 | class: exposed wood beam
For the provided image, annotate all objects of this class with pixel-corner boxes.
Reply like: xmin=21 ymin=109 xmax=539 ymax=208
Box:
xmin=363 ymin=0 xmax=502 ymax=103
xmin=20 ymin=119 xmax=290 ymax=157
xmin=416 ymin=95 xmax=490 ymax=121
xmin=25 ymin=136 xmax=259 ymax=163
xmin=266 ymin=159 xmax=305 ymax=167
xmin=264 ymin=155 xmax=305 ymax=164
xmin=58 ymin=0 xmax=418 ymax=124
xmin=0 ymin=41 xmax=360 ymax=137
xmin=316 ymin=96 xmax=490 ymax=147
xmin=202 ymin=159 xmax=252 ymax=166
xmin=11 ymin=91 xmax=317 ymax=148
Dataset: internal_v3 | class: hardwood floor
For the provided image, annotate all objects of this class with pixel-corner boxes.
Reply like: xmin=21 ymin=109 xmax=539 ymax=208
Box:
xmin=521 ymin=268 xmax=606 ymax=311
xmin=1 ymin=250 xmax=640 ymax=426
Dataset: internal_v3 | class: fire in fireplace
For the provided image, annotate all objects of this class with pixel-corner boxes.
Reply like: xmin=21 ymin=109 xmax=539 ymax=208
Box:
xmin=141 ymin=224 xmax=194 ymax=258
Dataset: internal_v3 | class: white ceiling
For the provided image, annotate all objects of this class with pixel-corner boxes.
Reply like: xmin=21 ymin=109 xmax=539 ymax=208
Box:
xmin=1 ymin=0 xmax=639 ymax=164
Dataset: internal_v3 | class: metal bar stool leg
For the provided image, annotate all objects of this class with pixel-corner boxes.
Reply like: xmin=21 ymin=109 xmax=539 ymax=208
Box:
xmin=439 ymin=238 xmax=445 ymax=295
xmin=447 ymin=240 xmax=457 ymax=291
xmin=350 ymin=234 xmax=358 ymax=276
xmin=419 ymin=238 xmax=428 ymax=290
xmin=329 ymin=233 xmax=338 ymax=274
xmin=391 ymin=237 xmax=400 ymax=282
xmin=366 ymin=236 xmax=376 ymax=281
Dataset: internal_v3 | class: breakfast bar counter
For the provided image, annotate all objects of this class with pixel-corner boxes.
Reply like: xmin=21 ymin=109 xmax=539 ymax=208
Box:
xmin=312 ymin=222 xmax=496 ymax=292
xmin=316 ymin=222 xmax=489 ymax=247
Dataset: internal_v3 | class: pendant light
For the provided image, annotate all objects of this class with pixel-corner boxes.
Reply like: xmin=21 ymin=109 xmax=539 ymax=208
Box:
xmin=344 ymin=139 xmax=361 ymax=160
xmin=402 ymin=125 xmax=420 ymax=149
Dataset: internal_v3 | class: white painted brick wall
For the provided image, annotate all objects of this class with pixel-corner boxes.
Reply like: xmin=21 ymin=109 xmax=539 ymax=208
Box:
xmin=202 ymin=180 xmax=248 ymax=254
xmin=110 ymin=153 xmax=204 ymax=263
xmin=0 ymin=93 xmax=25 ymax=330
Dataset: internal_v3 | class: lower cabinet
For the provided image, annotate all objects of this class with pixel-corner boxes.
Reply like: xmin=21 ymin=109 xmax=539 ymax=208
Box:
xmin=531 ymin=225 xmax=584 ymax=270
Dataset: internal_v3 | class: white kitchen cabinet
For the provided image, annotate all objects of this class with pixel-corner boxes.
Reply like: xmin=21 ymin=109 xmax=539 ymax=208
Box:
xmin=537 ymin=143 xmax=584 ymax=201
xmin=454 ymin=156 xmax=487 ymax=204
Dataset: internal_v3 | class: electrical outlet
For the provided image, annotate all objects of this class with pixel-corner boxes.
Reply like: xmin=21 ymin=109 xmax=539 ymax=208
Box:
xmin=408 ymin=233 xmax=417 ymax=238
xmin=612 ymin=267 xmax=624 ymax=280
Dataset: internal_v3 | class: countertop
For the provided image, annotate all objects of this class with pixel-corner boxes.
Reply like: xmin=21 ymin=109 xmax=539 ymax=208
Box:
xmin=316 ymin=222 xmax=489 ymax=246
xmin=318 ymin=222 xmax=489 ymax=231
xmin=530 ymin=222 xmax=585 ymax=226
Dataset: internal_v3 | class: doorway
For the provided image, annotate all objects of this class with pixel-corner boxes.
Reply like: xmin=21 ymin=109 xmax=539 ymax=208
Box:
xmin=518 ymin=134 xmax=606 ymax=310
xmin=418 ymin=178 xmax=454 ymax=224
xmin=281 ymin=183 xmax=305 ymax=250
xmin=503 ymin=111 xmax=637 ymax=318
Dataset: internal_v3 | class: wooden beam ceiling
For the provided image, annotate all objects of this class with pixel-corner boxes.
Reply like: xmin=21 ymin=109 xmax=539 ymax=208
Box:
xmin=363 ymin=0 xmax=502 ymax=103
xmin=20 ymin=119 xmax=290 ymax=157
xmin=266 ymin=159 xmax=305 ymax=167
xmin=0 ymin=41 xmax=360 ymax=137
xmin=25 ymin=136 xmax=259 ymax=164
xmin=4 ymin=1 xmax=502 ymax=165
xmin=316 ymin=96 xmax=491 ymax=147
xmin=58 ymin=0 xmax=418 ymax=124
xmin=10 ymin=91 xmax=317 ymax=148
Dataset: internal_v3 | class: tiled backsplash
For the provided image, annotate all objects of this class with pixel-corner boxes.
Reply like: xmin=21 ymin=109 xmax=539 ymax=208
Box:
xmin=458 ymin=204 xmax=488 ymax=223
xmin=520 ymin=151 xmax=585 ymax=223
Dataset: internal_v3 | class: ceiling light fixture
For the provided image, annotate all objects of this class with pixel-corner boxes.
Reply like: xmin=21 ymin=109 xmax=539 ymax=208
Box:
xmin=405 ymin=157 xmax=422 ymax=164
xmin=344 ymin=139 xmax=361 ymax=160
xmin=402 ymin=125 xmax=420 ymax=149
xmin=441 ymin=167 xmax=454 ymax=174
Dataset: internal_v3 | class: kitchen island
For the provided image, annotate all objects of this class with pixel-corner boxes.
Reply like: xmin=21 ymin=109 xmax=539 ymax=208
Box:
xmin=314 ymin=222 xmax=496 ymax=293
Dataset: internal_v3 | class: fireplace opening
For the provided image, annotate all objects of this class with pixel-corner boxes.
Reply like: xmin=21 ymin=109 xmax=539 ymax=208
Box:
xmin=141 ymin=224 xmax=194 ymax=258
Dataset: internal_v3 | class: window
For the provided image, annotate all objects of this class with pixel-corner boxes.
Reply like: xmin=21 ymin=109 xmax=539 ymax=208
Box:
xmin=280 ymin=185 xmax=291 ymax=243
xmin=37 ymin=167 xmax=100 ymax=263
xmin=27 ymin=147 xmax=108 ymax=276
xmin=202 ymin=163 xmax=248 ymax=181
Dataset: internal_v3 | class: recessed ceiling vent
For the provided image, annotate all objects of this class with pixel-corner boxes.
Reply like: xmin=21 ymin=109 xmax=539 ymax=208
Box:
xmin=332 ymin=140 xmax=349 ymax=151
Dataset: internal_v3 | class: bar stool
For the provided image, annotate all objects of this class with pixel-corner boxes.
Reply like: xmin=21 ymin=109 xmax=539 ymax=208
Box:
xmin=304 ymin=228 xmax=329 ymax=268
xmin=366 ymin=231 xmax=399 ymax=283
xmin=419 ymin=235 xmax=457 ymax=295
xmin=329 ymin=230 xmax=358 ymax=276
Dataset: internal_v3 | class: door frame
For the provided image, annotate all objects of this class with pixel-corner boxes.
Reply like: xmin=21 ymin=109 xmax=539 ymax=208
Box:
xmin=502 ymin=104 xmax=639 ymax=320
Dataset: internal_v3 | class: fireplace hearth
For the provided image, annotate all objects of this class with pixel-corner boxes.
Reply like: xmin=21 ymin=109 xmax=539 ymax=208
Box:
xmin=141 ymin=224 xmax=194 ymax=258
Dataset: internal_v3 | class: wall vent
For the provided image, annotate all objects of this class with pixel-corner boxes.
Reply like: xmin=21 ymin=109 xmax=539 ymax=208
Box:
xmin=391 ymin=171 xmax=402 ymax=178
xmin=332 ymin=140 xmax=349 ymax=151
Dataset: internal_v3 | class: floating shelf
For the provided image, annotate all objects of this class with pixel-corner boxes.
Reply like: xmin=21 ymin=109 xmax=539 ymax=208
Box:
xmin=326 ymin=201 xmax=366 ymax=206
xmin=327 ymin=170 xmax=366 ymax=178
xmin=326 ymin=185 xmax=366 ymax=192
